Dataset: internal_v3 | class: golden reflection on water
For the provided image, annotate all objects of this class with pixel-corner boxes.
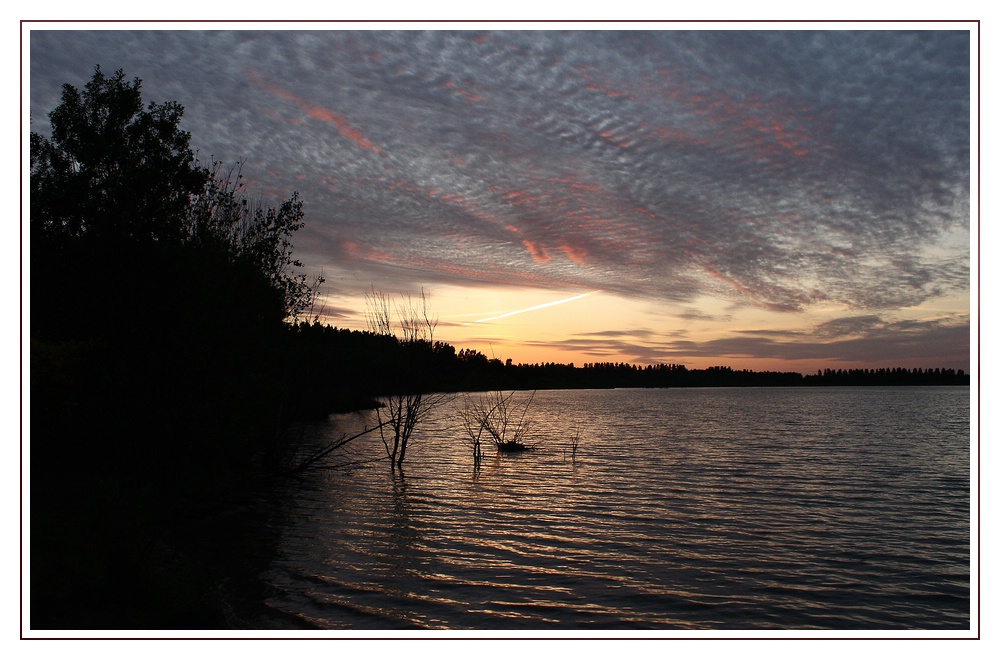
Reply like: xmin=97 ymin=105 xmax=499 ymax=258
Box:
xmin=269 ymin=387 xmax=970 ymax=629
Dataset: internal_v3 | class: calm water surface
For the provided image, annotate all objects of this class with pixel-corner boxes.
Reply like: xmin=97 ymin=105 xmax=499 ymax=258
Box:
xmin=262 ymin=387 xmax=970 ymax=630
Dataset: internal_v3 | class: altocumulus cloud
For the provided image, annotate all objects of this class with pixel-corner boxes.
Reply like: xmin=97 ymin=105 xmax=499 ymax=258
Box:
xmin=30 ymin=29 xmax=970 ymax=316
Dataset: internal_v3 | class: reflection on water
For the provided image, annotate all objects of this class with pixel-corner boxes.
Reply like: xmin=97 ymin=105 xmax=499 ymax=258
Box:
xmin=263 ymin=388 xmax=970 ymax=630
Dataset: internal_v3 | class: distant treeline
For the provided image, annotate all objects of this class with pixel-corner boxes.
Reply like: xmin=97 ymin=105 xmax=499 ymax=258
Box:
xmin=286 ymin=322 xmax=970 ymax=417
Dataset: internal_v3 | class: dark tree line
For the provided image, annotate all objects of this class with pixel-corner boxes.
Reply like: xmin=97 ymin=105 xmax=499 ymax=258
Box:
xmin=801 ymin=366 xmax=969 ymax=387
xmin=283 ymin=324 xmax=970 ymax=415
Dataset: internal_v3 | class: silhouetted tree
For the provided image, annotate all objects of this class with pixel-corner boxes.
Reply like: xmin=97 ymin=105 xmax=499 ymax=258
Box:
xmin=187 ymin=160 xmax=321 ymax=322
xmin=366 ymin=288 xmax=451 ymax=470
xmin=31 ymin=65 xmax=207 ymax=244
xmin=29 ymin=66 xmax=322 ymax=628
xmin=32 ymin=66 xmax=319 ymax=332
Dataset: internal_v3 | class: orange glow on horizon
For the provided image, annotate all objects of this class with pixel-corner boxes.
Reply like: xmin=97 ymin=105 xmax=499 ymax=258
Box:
xmin=314 ymin=284 xmax=970 ymax=377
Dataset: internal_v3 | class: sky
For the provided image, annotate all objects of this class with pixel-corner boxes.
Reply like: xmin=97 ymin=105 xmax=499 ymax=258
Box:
xmin=26 ymin=24 xmax=974 ymax=374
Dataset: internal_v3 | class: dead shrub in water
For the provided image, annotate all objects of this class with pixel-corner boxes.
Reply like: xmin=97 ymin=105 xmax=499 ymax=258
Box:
xmin=461 ymin=389 xmax=536 ymax=459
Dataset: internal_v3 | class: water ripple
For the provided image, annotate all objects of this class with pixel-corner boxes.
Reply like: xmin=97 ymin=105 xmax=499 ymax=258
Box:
xmin=264 ymin=387 xmax=970 ymax=630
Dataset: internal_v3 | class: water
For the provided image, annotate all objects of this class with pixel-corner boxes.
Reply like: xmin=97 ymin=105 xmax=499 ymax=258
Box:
xmin=260 ymin=387 xmax=970 ymax=630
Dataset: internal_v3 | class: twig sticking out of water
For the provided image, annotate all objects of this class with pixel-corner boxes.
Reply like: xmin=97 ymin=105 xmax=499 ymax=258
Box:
xmin=461 ymin=390 xmax=536 ymax=455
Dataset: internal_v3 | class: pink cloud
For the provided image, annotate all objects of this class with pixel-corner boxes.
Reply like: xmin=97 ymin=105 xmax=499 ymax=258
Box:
xmin=646 ymin=69 xmax=832 ymax=163
xmin=702 ymin=265 xmax=753 ymax=296
xmin=522 ymin=240 xmax=550 ymax=263
xmin=341 ymin=239 xmax=391 ymax=264
xmin=248 ymin=68 xmax=382 ymax=154
xmin=305 ymin=106 xmax=380 ymax=153
xmin=561 ymin=244 xmax=588 ymax=265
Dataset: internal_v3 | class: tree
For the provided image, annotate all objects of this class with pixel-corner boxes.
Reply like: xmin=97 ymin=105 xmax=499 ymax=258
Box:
xmin=187 ymin=160 xmax=322 ymax=322
xmin=31 ymin=65 xmax=208 ymax=243
xmin=31 ymin=66 xmax=320 ymax=333
xmin=29 ymin=67 xmax=324 ymax=626
xmin=366 ymin=288 xmax=451 ymax=470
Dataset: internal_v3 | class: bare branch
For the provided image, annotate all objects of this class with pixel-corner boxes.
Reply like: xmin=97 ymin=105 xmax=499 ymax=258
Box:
xmin=461 ymin=389 xmax=536 ymax=454
xmin=282 ymin=421 xmax=389 ymax=476
xmin=365 ymin=287 xmax=452 ymax=469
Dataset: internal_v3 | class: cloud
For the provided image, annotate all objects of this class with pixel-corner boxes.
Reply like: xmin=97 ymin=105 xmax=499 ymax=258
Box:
xmin=247 ymin=69 xmax=382 ymax=154
xmin=813 ymin=315 xmax=887 ymax=339
xmin=535 ymin=313 xmax=971 ymax=367
xmin=29 ymin=28 xmax=971 ymax=327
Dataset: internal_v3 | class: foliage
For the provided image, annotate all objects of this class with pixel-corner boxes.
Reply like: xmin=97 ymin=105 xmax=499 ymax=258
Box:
xmin=30 ymin=65 xmax=319 ymax=327
xmin=31 ymin=66 xmax=207 ymax=243
xmin=188 ymin=160 xmax=321 ymax=323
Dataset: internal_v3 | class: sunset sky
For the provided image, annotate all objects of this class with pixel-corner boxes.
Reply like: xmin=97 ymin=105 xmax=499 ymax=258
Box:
xmin=27 ymin=24 xmax=975 ymax=373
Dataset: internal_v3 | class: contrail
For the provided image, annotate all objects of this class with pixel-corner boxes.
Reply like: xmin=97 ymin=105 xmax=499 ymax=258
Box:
xmin=470 ymin=291 xmax=599 ymax=324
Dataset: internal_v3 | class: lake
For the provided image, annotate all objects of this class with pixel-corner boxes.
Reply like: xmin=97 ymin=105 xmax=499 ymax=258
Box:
xmin=259 ymin=387 xmax=971 ymax=631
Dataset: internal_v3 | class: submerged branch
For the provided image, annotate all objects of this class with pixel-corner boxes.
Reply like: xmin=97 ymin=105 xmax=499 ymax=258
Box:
xmin=282 ymin=421 xmax=388 ymax=476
